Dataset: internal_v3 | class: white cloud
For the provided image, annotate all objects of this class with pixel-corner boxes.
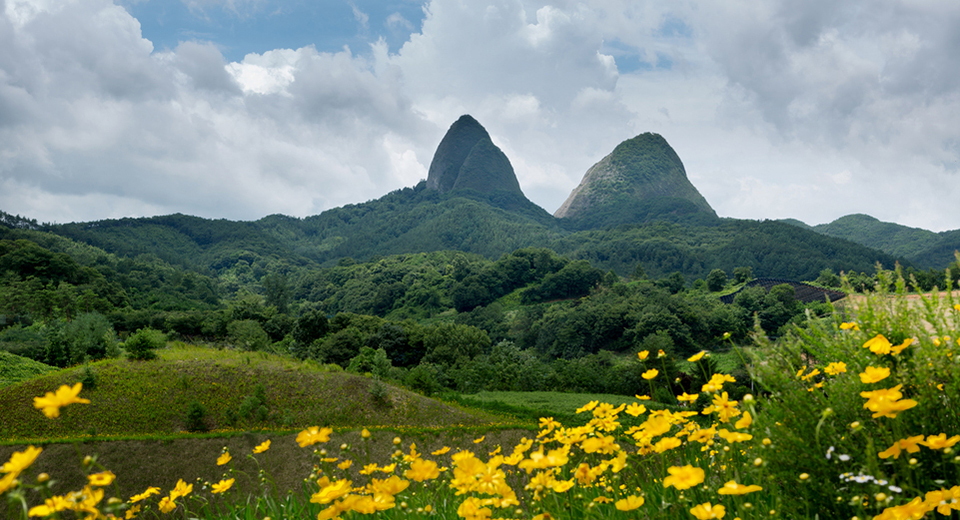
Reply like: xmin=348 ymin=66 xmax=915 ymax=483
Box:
xmin=2 ymin=0 xmax=960 ymax=234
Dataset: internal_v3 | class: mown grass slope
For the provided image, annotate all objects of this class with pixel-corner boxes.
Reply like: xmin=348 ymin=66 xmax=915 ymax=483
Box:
xmin=0 ymin=351 xmax=57 ymax=388
xmin=0 ymin=343 xmax=509 ymax=441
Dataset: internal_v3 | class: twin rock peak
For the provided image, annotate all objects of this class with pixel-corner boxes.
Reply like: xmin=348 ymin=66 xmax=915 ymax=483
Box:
xmin=425 ymin=115 xmax=716 ymax=223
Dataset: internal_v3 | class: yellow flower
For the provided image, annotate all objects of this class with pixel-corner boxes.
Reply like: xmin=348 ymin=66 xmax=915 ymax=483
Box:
xmin=158 ymin=496 xmax=176 ymax=514
xmin=625 ymin=403 xmax=647 ymax=416
xmin=211 ymin=478 xmax=234 ymax=494
xmin=690 ymin=502 xmax=726 ymax=519
xmin=404 ymin=458 xmax=440 ymax=482
xmin=0 ymin=473 xmax=17 ymax=494
xmin=863 ymin=334 xmax=893 ymax=355
xmin=677 ymin=392 xmax=699 ymax=403
xmin=369 ymin=474 xmax=410 ymax=496
xmin=253 ymin=440 xmax=271 ymax=453
xmin=875 ymin=497 xmax=927 ymax=520
xmin=361 ymin=428 xmax=371 ymax=439
xmin=297 ymin=426 xmax=333 ymax=447
xmin=311 ymin=479 xmax=352 ymax=504
xmin=642 ymin=369 xmax=659 ymax=380
xmin=125 ymin=504 xmax=140 ymax=519
xmin=635 ymin=394 xmax=651 ymax=400
xmin=337 ymin=459 xmax=353 ymax=470
xmin=702 ymin=392 xmax=741 ymax=423
xmin=457 ymin=497 xmax=492 ymax=520
xmin=879 ymin=436 xmax=926 ymax=459
xmin=581 ymin=435 xmax=619 ymax=454
xmin=824 ymin=362 xmax=847 ymax=375
xmin=921 ymin=433 xmax=960 ymax=450
xmin=663 ymin=465 xmax=705 ymax=490
xmin=718 ymin=480 xmax=762 ymax=495
xmin=658 ymin=349 xmax=666 ymax=358
xmin=473 ymin=435 xmax=485 ymax=444
xmin=576 ymin=400 xmax=599 ymax=413
xmin=1 ymin=446 xmax=42 ymax=479
xmin=859 ymin=366 xmax=890 ymax=384
xmin=129 ymin=487 xmax=160 ymax=503
xmin=431 ymin=446 xmax=451 ymax=456
xmin=701 ymin=373 xmax=736 ymax=393
xmin=217 ymin=451 xmax=231 ymax=466
xmin=840 ymin=322 xmax=860 ymax=331
xmin=653 ymin=437 xmax=682 ymax=453
xmin=615 ymin=495 xmax=645 ymax=511
xmin=550 ymin=478 xmax=575 ymax=493
xmin=169 ymin=479 xmax=193 ymax=501
xmin=28 ymin=496 xmax=71 ymax=517
xmin=688 ymin=351 xmax=707 ymax=362
xmin=890 ymin=338 xmax=913 ymax=355
xmin=718 ymin=429 xmax=752 ymax=443
xmin=637 ymin=350 xmax=650 ymax=360
xmin=33 ymin=383 xmax=90 ymax=419
xmin=88 ymin=471 xmax=115 ymax=487
xmin=860 ymin=385 xmax=918 ymax=419
xmin=735 ymin=411 xmax=752 ymax=429
xmin=923 ymin=488 xmax=960 ymax=515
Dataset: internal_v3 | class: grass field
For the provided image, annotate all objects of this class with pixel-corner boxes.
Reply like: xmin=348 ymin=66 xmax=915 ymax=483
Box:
xmin=0 ymin=350 xmax=57 ymax=389
xmin=456 ymin=390 xmax=678 ymax=424
xmin=0 ymin=343 xmax=514 ymax=442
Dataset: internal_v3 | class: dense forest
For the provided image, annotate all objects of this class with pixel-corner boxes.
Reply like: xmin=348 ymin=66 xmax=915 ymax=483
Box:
xmin=4 ymin=212 xmax=954 ymax=398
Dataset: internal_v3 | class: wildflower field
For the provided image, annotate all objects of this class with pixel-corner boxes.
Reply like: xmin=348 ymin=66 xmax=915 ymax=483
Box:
xmin=3 ymin=271 xmax=960 ymax=520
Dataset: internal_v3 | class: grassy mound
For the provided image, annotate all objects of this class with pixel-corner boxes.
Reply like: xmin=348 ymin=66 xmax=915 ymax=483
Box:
xmin=0 ymin=351 xmax=57 ymax=389
xmin=0 ymin=343 xmax=508 ymax=441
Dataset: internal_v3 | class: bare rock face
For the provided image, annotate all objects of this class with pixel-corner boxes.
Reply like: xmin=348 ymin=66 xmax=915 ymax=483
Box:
xmin=555 ymin=133 xmax=716 ymax=220
xmin=426 ymin=115 xmax=522 ymax=196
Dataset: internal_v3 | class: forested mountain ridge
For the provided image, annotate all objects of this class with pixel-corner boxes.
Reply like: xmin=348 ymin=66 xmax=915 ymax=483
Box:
xmin=29 ymin=198 xmax=903 ymax=286
xmin=780 ymin=213 xmax=960 ymax=269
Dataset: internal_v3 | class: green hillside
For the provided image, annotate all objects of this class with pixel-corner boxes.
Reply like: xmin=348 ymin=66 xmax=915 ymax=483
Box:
xmin=36 ymin=192 xmax=901 ymax=286
xmin=0 ymin=343 xmax=502 ymax=441
xmin=781 ymin=213 xmax=960 ymax=269
xmin=0 ymin=351 xmax=56 ymax=388
xmin=813 ymin=214 xmax=942 ymax=263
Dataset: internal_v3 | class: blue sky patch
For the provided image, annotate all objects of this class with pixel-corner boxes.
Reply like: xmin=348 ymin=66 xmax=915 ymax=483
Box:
xmin=122 ymin=0 xmax=426 ymax=62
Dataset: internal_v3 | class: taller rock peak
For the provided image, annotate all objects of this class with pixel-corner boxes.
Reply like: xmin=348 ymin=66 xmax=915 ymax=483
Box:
xmin=426 ymin=115 xmax=523 ymax=196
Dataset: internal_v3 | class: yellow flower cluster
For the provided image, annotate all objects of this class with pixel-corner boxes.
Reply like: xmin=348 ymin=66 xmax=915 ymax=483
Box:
xmin=6 ymin=307 xmax=960 ymax=520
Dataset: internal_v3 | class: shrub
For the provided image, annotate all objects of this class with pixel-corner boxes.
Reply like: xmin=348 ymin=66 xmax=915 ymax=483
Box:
xmin=227 ymin=319 xmax=270 ymax=351
xmin=123 ymin=327 xmax=165 ymax=360
xmin=346 ymin=346 xmax=392 ymax=378
xmin=184 ymin=400 xmax=207 ymax=432
xmin=706 ymin=268 xmax=727 ymax=292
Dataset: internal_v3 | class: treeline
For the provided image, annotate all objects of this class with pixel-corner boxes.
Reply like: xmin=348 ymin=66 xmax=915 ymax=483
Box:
xmin=0 ymin=232 xmax=828 ymax=397
xmin=4 ymin=225 xmax=949 ymax=398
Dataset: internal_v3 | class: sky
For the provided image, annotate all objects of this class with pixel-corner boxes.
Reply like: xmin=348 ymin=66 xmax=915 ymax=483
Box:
xmin=1 ymin=1 xmax=960 ymax=232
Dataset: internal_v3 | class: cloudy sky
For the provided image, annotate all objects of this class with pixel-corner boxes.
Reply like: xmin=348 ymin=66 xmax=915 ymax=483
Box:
xmin=2 ymin=0 xmax=959 ymax=231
